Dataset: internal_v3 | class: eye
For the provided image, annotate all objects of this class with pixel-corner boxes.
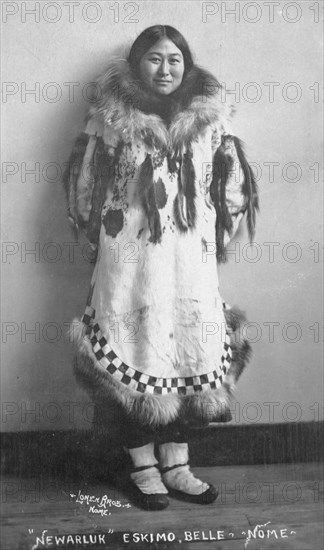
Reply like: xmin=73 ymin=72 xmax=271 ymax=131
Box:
xmin=149 ymin=57 xmax=161 ymax=63
xmin=169 ymin=58 xmax=181 ymax=64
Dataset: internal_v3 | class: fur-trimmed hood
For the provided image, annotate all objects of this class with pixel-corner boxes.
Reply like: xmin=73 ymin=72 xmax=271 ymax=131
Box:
xmin=88 ymin=58 xmax=233 ymax=153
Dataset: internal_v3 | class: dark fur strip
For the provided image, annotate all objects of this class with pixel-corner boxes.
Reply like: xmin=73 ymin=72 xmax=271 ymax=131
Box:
xmin=173 ymin=166 xmax=188 ymax=232
xmin=173 ymin=148 xmax=197 ymax=232
xmin=181 ymin=148 xmax=196 ymax=228
xmin=173 ymin=194 xmax=188 ymax=232
xmin=85 ymin=138 xmax=116 ymax=244
xmin=167 ymin=154 xmax=178 ymax=174
xmin=139 ymin=153 xmax=162 ymax=243
xmin=211 ymin=145 xmax=234 ymax=262
xmin=211 ymin=136 xmax=259 ymax=262
xmin=62 ymin=132 xmax=90 ymax=230
xmin=233 ymin=137 xmax=259 ymax=241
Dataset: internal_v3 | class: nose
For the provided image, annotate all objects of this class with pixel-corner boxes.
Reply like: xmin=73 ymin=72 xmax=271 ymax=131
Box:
xmin=158 ymin=59 xmax=170 ymax=76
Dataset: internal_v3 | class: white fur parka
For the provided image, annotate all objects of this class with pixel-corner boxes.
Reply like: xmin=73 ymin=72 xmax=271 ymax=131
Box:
xmin=63 ymin=59 xmax=258 ymax=428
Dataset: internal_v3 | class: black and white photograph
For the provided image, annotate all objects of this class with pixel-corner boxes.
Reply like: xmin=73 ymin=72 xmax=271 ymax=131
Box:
xmin=1 ymin=1 xmax=323 ymax=549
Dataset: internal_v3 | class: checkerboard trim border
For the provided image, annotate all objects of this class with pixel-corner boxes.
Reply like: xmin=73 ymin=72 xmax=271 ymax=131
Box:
xmin=81 ymin=305 xmax=232 ymax=395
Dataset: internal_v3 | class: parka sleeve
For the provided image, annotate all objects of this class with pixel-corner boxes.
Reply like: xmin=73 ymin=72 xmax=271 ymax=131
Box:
xmin=210 ymin=129 xmax=259 ymax=262
xmin=62 ymin=114 xmax=118 ymax=251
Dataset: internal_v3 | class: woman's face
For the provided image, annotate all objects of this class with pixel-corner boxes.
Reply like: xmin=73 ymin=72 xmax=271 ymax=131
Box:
xmin=139 ymin=37 xmax=185 ymax=95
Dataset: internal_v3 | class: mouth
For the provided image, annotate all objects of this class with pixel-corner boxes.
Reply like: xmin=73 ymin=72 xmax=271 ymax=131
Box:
xmin=154 ymin=80 xmax=172 ymax=84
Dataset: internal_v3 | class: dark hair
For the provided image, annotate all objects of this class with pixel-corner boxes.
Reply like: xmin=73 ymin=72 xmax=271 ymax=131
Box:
xmin=128 ymin=25 xmax=194 ymax=78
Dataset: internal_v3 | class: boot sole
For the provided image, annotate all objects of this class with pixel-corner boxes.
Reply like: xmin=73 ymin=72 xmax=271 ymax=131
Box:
xmin=167 ymin=484 xmax=219 ymax=505
xmin=118 ymin=479 xmax=170 ymax=511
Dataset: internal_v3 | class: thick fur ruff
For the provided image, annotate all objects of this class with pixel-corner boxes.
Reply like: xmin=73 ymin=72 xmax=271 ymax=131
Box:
xmin=72 ymin=307 xmax=250 ymax=428
xmin=90 ymin=59 xmax=231 ymax=153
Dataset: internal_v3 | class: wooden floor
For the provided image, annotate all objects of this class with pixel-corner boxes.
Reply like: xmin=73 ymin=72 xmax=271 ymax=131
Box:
xmin=1 ymin=462 xmax=323 ymax=550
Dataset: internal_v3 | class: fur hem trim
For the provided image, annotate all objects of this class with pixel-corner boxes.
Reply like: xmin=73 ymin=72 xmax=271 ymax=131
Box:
xmin=73 ymin=336 xmax=181 ymax=428
xmin=224 ymin=306 xmax=252 ymax=386
xmin=71 ymin=306 xmax=251 ymax=428
xmin=179 ymin=306 xmax=251 ymax=425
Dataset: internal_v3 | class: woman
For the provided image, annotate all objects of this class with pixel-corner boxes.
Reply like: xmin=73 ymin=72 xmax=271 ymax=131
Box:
xmin=63 ymin=25 xmax=258 ymax=511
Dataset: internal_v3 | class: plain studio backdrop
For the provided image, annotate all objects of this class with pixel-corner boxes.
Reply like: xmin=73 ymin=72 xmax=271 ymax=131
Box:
xmin=1 ymin=1 xmax=323 ymax=432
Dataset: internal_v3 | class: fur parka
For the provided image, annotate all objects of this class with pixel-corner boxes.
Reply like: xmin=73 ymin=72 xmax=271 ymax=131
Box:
xmin=63 ymin=58 xmax=258 ymax=428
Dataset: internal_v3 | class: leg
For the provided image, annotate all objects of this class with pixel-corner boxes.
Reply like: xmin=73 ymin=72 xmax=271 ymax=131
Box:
xmin=122 ymin=416 xmax=169 ymax=511
xmin=158 ymin=423 xmax=218 ymax=504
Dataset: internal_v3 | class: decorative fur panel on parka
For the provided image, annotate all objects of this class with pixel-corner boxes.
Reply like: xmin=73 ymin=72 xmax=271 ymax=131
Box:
xmin=63 ymin=58 xmax=258 ymax=261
